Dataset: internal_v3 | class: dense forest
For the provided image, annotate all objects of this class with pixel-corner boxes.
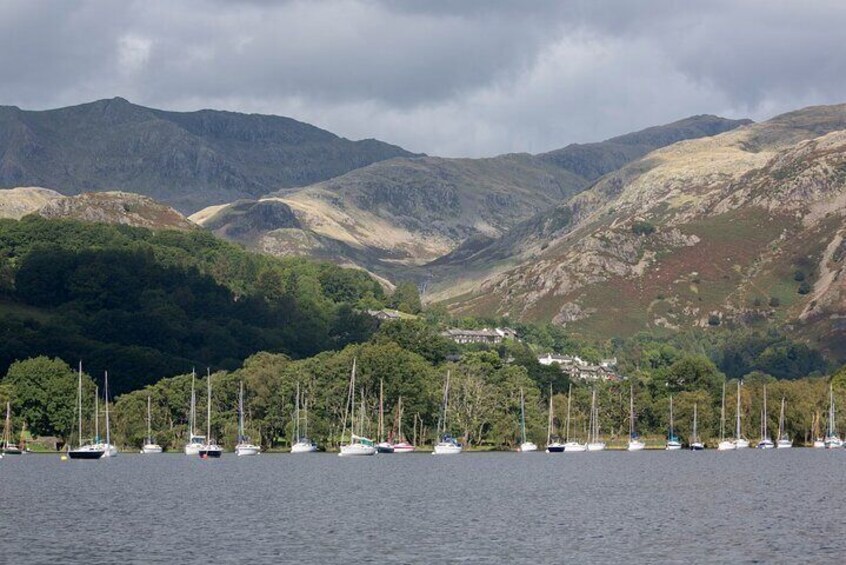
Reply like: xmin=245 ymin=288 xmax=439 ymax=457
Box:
xmin=0 ymin=217 xmax=385 ymax=393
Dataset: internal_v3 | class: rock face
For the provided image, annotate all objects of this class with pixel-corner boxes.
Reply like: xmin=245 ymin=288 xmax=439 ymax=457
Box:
xmin=196 ymin=115 xmax=749 ymax=276
xmin=435 ymin=103 xmax=846 ymax=357
xmin=0 ymin=98 xmax=415 ymax=212
xmin=0 ymin=187 xmax=63 ymax=219
xmin=37 ymin=191 xmax=196 ymax=231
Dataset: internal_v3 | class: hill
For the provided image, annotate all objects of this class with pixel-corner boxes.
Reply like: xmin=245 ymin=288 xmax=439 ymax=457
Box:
xmin=434 ymin=104 xmax=846 ymax=358
xmin=194 ymin=115 xmax=749 ymax=277
xmin=0 ymin=98 xmax=415 ymax=212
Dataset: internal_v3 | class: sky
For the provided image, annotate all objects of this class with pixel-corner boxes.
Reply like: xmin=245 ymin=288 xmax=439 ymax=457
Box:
xmin=1 ymin=0 xmax=844 ymax=157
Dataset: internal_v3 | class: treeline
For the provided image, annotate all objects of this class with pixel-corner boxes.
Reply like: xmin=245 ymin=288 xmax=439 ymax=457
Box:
xmin=0 ymin=217 xmax=387 ymax=393
xmin=3 ymin=320 xmax=845 ymax=450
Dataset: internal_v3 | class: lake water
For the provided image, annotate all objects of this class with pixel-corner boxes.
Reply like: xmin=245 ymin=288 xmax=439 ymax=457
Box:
xmin=1 ymin=450 xmax=844 ymax=564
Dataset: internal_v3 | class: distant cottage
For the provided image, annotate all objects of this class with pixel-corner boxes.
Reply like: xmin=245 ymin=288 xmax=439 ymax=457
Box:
xmin=366 ymin=309 xmax=402 ymax=320
xmin=442 ymin=328 xmax=503 ymax=345
xmin=538 ymin=353 xmax=621 ymax=382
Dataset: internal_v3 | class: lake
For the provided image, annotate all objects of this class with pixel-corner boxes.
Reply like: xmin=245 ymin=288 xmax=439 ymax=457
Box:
xmin=1 ymin=449 xmax=844 ymax=563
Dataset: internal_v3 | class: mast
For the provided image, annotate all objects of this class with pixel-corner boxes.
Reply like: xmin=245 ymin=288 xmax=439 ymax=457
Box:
xmin=565 ymin=383 xmax=572 ymax=442
xmin=304 ymin=396 xmax=309 ymax=439
xmin=398 ymin=396 xmax=404 ymax=442
xmin=520 ymin=388 xmax=528 ymax=444
xmin=359 ymin=389 xmax=365 ymax=438
xmin=206 ymin=369 xmax=212 ymax=443
xmin=94 ymin=385 xmax=99 ymax=443
xmin=669 ymin=395 xmax=674 ymax=440
xmin=736 ymin=381 xmax=742 ymax=440
xmin=761 ymin=384 xmax=768 ymax=440
xmin=295 ymin=382 xmax=300 ymax=441
xmin=590 ymin=388 xmax=597 ymax=443
xmin=3 ymin=402 xmax=10 ymax=448
xmin=829 ymin=382 xmax=836 ymax=438
xmin=443 ymin=370 xmax=450 ymax=436
xmin=778 ymin=397 xmax=786 ymax=439
xmin=190 ymin=368 xmax=196 ymax=438
xmin=629 ymin=385 xmax=635 ymax=439
xmin=693 ymin=402 xmax=699 ymax=442
xmin=239 ymin=381 xmax=245 ymax=442
xmin=147 ymin=394 xmax=152 ymax=444
xmin=547 ymin=385 xmax=553 ymax=446
xmin=77 ymin=362 xmax=83 ymax=448
xmin=379 ymin=378 xmax=385 ymax=443
xmin=104 ymin=371 xmax=110 ymax=447
xmin=720 ymin=382 xmax=726 ymax=442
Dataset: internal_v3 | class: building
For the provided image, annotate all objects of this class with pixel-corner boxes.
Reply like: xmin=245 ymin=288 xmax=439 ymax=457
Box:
xmin=366 ymin=309 xmax=402 ymax=320
xmin=537 ymin=353 xmax=621 ymax=382
xmin=441 ymin=328 xmax=503 ymax=345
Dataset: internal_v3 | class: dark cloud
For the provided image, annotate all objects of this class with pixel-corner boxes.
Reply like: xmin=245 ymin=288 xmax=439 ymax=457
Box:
xmin=0 ymin=0 xmax=843 ymax=156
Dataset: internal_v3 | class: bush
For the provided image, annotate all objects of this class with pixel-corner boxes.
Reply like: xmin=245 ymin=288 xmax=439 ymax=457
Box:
xmin=769 ymin=297 xmax=781 ymax=307
xmin=793 ymin=270 xmax=806 ymax=282
xmin=798 ymin=281 xmax=812 ymax=295
xmin=708 ymin=314 xmax=721 ymax=326
xmin=632 ymin=221 xmax=656 ymax=236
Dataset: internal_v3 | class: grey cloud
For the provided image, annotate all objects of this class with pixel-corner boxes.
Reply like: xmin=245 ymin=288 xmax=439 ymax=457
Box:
xmin=0 ymin=1 xmax=844 ymax=157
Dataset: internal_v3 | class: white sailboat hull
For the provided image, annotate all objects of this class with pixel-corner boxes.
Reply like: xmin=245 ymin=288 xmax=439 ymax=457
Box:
xmin=586 ymin=442 xmax=606 ymax=452
xmin=717 ymin=440 xmax=736 ymax=451
xmin=812 ymin=439 xmax=825 ymax=448
xmin=141 ymin=444 xmax=163 ymax=454
xmin=339 ymin=443 xmax=376 ymax=456
xmin=291 ymin=441 xmax=318 ymax=453
xmin=665 ymin=441 xmax=682 ymax=451
xmin=235 ymin=444 xmax=261 ymax=456
xmin=690 ymin=442 xmax=705 ymax=450
xmin=563 ymin=442 xmax=587 ymax=452
xmin=391 ymin=442 xmax=415 ymax=453
xmin=184 ymin=444 xmax=202 ymax=456
xmin=433 ymin=443 xmax=463 ymax=455
xmin=824 ymin=436 xmax=843 ymax=449
xmin=519 ymin=442 xmax=538 ymax=452
xmin=776 ymin=438 xmax=792 ymax=448
xmin=756 ymin=438 xmax=775 ymax=449
xmin=99 ymin=444 xmax=118 ymax=457
xmin=627 ymin=440 xmax=645 ymax=451
xmin=734 ymin=438 xmax=750 ymax=449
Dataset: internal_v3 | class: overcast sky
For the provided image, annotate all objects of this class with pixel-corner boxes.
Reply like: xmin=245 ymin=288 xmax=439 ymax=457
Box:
xmin=1 ymin=1 xmax=844 ymax=157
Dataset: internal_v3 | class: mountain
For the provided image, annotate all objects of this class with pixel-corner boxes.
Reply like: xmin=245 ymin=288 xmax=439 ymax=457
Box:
xmin=37 ymin=191 xmax=197 ymax=231
xmin=194 ymin=115 xmax=750 ymax=276
xmin=434 ymin=104 xmax=846 ymax=357
xmin=0 ymin=187 xmax=62 ymax=219
xmin=0 ymin=98 xmax=415 ymax=212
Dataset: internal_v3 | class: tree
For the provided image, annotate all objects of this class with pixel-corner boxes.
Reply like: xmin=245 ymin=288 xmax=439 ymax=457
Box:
xmin=390 ymin=282 xmax=422 ymax=314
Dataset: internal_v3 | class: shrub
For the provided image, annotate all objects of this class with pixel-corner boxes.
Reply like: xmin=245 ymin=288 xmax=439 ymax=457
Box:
xmin=793 ymin=270 xmax=806 ymax=282
xmin=708 ymin=314 xmax=721 ymax=326
xmin=632 ymin=221 xmax=656 ymax=236
xmin=798 ymin=281 xmax=812 ymax=295
xmin=769 ymin=296 xmax=780 ymax=307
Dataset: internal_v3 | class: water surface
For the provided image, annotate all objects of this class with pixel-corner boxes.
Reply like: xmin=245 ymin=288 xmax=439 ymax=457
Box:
xmin=1 ymin=450 xmax=844 ymax=563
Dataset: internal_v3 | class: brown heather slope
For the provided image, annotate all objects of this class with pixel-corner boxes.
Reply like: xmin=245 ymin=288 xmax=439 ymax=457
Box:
xmin=435 ymin=104 xmax=846 ymax=357
xmin=36 ymin=191 xmax=197 ymax=231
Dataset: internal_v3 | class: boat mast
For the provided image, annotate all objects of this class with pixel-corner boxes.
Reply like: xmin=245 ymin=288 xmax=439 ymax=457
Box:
xmin=3 ymin=402 xmax=10 ymax=448
xmin=295 ymin=382 xmax=300 ymax=441
xmin=829 ymin=382 xmax=835 ymax=438
xmin=94 ymin=385 xmax=99 ymax=444
xmin=736 ymin=381 xmax=742 ymax=440
xmin=693 ymin=403 xmax=698 ymax=442
xmin=761 ymin=385 xmax=768 ymax=440
xmin=669 ymin=395 xmax=674 ymax=440
xmin=546 ymin=385 xmax=553 ymax=446
xmin=379 ymin=378 xmax=385 ymax=443
xmin=720 ymin=382 xmax=726 ymax=442
xmin=104 ymin=371 xmax=110 ymax=448
xmin=239 ymin=380 xmax=245 ymax=442
xmin=443 ymin=370 xmax=450 ymax=436
xmin=190 ymin=368 xmax=196 ymax=438
xmin=147 ymin=394 xmax=152 ymax=444
xmin=629 ymin=385 xmax=635 ymax=439
xmin=397 ymin=396 xmax=403 ymax=442
xmin=519 ymin=388 xmax=526 ymax=444
xmin=77 ymin=362 xmax=83 ymax=448
xmin=206 ymin=369 xmax=212 ymax=443
xmin=565 ymin=383 xmax=572 ymax=442
xmin=778 ymin=397 xmax=785 ymax=439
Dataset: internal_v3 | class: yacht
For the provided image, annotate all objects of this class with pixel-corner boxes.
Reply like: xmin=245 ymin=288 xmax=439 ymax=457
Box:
xmin=234 ymin=381 xmax=261 ymax=456
xmin=198 ymin=370 xmax=223 ymax=458
xmin=734 ymin=381 xmax=750 ymax=449
xmin=824 ymin=383 xmax=842 ymax=449
xmin=375 ymin=379 xmax=394 ymax=454
xmin=586 ymin=388 xmax=606 ymax=452
xmin=184 ymin=370 xmax=205 ymax=456
xmin=690 ymin=403 xmax=704 ymax=450
xmin=545 ymin=386 xmax=565 ymax=453
xmin=433 ymin=371 xmax=463 ymax=455
xmin=68 ymin=363 xmax=106 ymax=460
xmin=99 ymin=372 xmax=118 ymax=457
xmin=390 ymin=396 xmax=415 ymax=453
xmin=665 ymin=395 xmax=682 ymax=450
xmin=627 ymin=386 xmax=645 ymax=451
xmin=339 ymin=359 xmax=376 ymax=456
xmin=717 ymin=382 xmax=736 ymax=451
xmin=518 ymin=388 xmax=538 ymax=452
xmin=756 ymin=384 xmax=774 ymax=449
xmin=291 ymin=382 xmax=318 ymax=453
xmin=776 ymin=397 xmax=792 ymax=448
xmin=141 ymin=394 xmax=163 ymax=454
xmin=1 ymin=402 xmax=22 ymax=455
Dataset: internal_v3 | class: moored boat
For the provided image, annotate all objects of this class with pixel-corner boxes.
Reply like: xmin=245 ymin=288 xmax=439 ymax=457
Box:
xmin=690 ymin=403 xmax=704 ymax=450
xmin=586 ymin=388 xmax=606 ymax=452
xmin=235 ymin=381 xmax=261 ymax=456
xmin=665 ymin=395 xmax=682 ymax=450
xmin=717 ymin=382 xmax=736 ymax=451
xmin=198 ymin=370 xmax=222 ymax=458
xmin=68 ymin=363 xmax=105 ymax=460
xmin=518 ymin=388 xmax=537 ymax=452
xmin=756 ymin=384 xmax=774 ymax=449
xmin=432 ymin=371 xmax=462 ymax=455
xmin=141 ymin=394 xmax=163 ymax=454
xmin=338 ymin=359 xmax=376 ymax=456
xmin=291 ymin=382 xmax=318 ymax=453
xmin=627 ymin=385 xmax=645 ymax=451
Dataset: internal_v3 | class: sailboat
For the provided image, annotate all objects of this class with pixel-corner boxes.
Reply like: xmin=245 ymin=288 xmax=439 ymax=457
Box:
xmin=141 ymin=394 xmax=163 ymax=454
xmin=339 ymin=358 xmax=376 ymax=456
xmin=291 ymin=382 xmax=318 ymax=453
xmin=756 ymin=384 xmax=774 ymax=449
xmin=198 ymin=370 xmax=223 ymax=458
xmin=824 ymin=382 xmax=842 ymax=448
xmin=68 ymin=362 xmax=106 ymax=460
xmin=518 ymin=388 xmax=538 ymax=452
xmin=562 ymin=383 xmax=586 ymax=452
xmin=776 ymin=397 xmax=792 ymax=448
xmin=627 ymin=386 xmax=645 ymax=451
xmin=717 ymin=382 xmax=736 ymax=451
xmin=100 ymin=372 xmax=118 ymax=457
xmin=390 ymin=395 xmax=415 ymax=453
xmin=184 ymin=369 xmax=205 ymax=455
xmin=376 ymin=379 xmax=394 ymax=453
xmin=545 ymin=386 xmax=565 ymax=453
xmin=433 ymin=370 xmax=462 ymax=455
xmin=1 ymin=402 xmax=22 ymax=455
xmin=665 ymin=395 xmax=682 ymax=450
xmin=235 ymin=381 xmax=261 ymax=456
xmin=811 ymin=410 xmax=825 ymax=448
xmin=586 ymin=388 xmax=606 ymax=452
xmin=734 ymin=381 xmax=750 ymax=449
xmin=690 ymin=403 xmax=704 ymax=450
